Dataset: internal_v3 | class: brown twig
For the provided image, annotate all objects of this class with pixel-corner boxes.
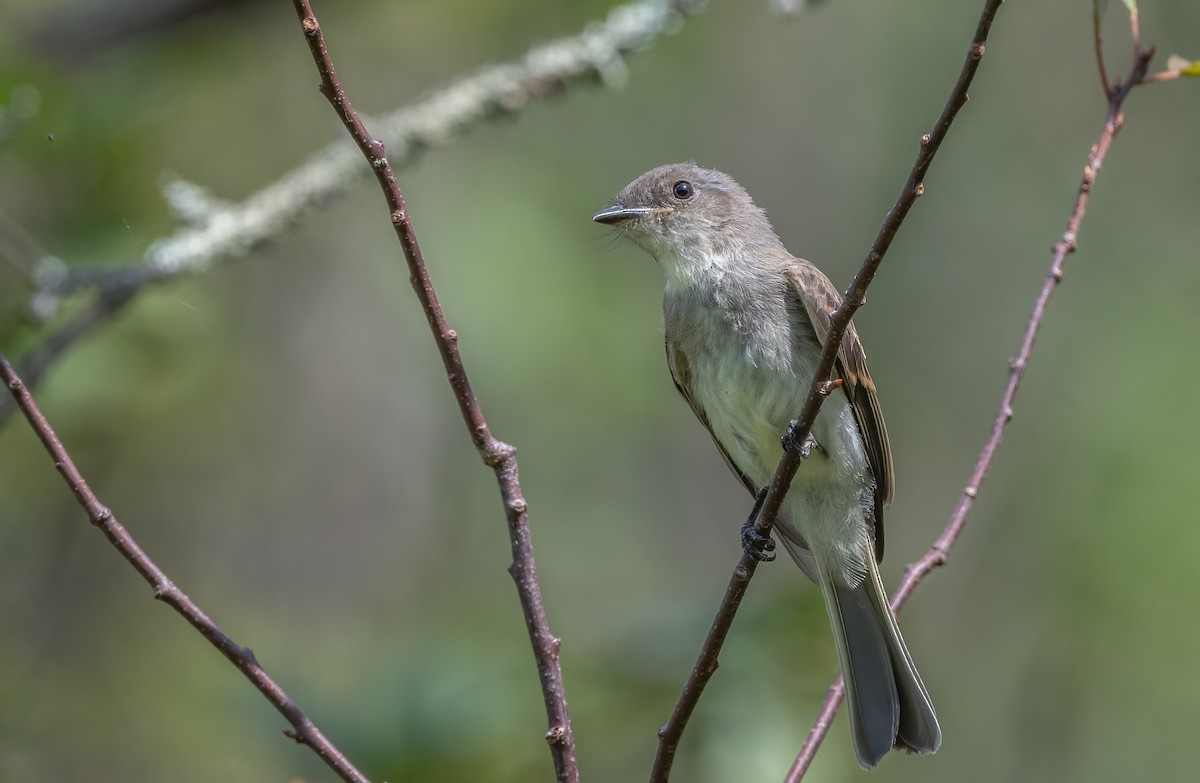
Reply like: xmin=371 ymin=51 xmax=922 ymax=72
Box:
xmin=648 ymin=2 xmax=1005 ymax=780
xmin=1140 ymin=68 xmax=1181 ymax=83
xmin=1140 ymin=57 xmax=1199 ymax=84
xmin=784 ymin=28 xmax=1157 ymax=783
xmin=0 ymin=352 xmax=372 ymax=783
xmin=1093 ymin=5 xmax=1111 ymax=94
xmin=290 ymin=3 xmax=578 ymax=781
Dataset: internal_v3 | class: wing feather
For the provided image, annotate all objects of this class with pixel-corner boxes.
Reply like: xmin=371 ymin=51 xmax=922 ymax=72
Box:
xmin=786 ymin=263 xmax=894 ymax=560
xmin=665 ymin=336 xmax=759 ymax=498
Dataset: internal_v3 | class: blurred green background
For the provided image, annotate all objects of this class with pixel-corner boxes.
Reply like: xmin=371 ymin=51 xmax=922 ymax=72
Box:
xmin=2 ymin=1 xmax=1199 ymax=781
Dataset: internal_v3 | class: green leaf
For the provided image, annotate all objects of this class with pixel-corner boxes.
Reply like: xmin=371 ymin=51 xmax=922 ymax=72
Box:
xmin=1119 ymin=0 xmax=1137 ymax=13
xmin=1166 ymin=54 xmax=1200 ymax=77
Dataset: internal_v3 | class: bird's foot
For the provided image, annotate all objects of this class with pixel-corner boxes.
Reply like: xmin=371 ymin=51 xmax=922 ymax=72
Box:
xmin=781 ymin=420 xmax=824 ymax=458
xmin=740 ymin=488 xmax=776 ymax=562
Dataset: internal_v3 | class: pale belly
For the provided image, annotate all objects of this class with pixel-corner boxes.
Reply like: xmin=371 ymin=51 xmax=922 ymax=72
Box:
xmin=685 ymin=325 xmax=876 ymax=584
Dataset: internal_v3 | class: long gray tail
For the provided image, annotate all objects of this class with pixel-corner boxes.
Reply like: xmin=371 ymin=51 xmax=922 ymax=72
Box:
xmin=819 ymin=558 xmax=941 ymax=768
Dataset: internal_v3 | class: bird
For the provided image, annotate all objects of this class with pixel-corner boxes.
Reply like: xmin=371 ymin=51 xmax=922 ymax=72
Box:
xmin=592 ymin=162 xmax=940 ymax=768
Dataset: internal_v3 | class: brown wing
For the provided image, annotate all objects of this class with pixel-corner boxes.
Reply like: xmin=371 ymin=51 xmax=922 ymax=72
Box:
xmin=665 ymin=335 xmax=759 ymax=498
xmin=786 ymin=263 xmax=894 ymax=560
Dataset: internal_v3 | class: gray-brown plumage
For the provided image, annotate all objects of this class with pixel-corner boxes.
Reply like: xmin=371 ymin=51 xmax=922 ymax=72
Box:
xmin=593 ymin=163 xmax=940 ymax=768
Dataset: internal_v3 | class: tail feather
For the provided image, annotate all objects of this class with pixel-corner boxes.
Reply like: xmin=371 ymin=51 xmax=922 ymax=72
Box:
xmin=820 ymin=560 xmax=941 ymax=768
xmin=824 ymin=573 xmax=899 ymax=767
xmin=861 ymin=561 xmax=941 ymax=755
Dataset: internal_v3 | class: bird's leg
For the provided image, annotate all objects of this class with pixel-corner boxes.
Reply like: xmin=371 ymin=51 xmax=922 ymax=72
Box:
xmin=740 ymin=486 xmax=776 ymax=562
xmin=781 ymin=420 xmax=827 ymax=459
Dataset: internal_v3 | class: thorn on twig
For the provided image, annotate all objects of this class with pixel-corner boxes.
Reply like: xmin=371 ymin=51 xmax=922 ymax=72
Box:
xmin=545 ymin=725 xmax=567 ymax=746
xmin=301 ymin=16 xmax=318 ymax=35
xmin=816 ymin=378 xmax=843 ymax=396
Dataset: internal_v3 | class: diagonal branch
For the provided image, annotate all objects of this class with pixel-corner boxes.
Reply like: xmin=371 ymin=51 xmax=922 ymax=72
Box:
xmin=0 ymin=0 xmax=704 ymax=431
xmin=0 ymin=353 xmax=372 ymax=783
xmin=649 ymin=1 xmax=1005 ymax=780
xmin=784 ymin=30 xmax=1157 ymax=783
xmin=289 ymin=2 xmax=578 ymax=781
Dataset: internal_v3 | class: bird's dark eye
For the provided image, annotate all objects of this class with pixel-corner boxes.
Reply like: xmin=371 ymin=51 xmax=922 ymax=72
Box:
xmin=672 ymin=180 xmax=693 ymax=200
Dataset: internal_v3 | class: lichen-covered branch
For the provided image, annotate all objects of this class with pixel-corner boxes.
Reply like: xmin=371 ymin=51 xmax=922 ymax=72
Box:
xmin=0 ymin=0 xmax=704 ymax=429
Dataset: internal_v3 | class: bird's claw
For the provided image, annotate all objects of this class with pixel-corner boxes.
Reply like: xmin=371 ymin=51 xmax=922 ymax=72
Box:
xmin=741 ymin=518 xmax=777 ymax=562
xmin=781 ymin=420 xmax=822 ymax=458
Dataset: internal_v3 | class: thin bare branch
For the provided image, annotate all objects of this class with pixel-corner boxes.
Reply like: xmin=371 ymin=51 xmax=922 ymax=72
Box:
xmin=649 ymin=2 xmax=1005 ymax=779
xmin=1140 ymin=68 xmax=1180 ymax=83
xmin=0 ymin=352 xmax=372 ymax=783
xmin=1093 ymin=3 xmax=1112 ymax=94
xmin=0 ymin=0 xmax=704 ymax=430
xmin=1140 ymin=53 xmax=1200 ymax=83
xmin=785 ymin=32 xmax=1157 ymax=783
xmin=289 ymin=2 xmax=578 ymax=780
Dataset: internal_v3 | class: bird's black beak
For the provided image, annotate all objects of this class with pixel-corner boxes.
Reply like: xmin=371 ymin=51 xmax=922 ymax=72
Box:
xmin=591 ymin=205 xmax=656 ymax=225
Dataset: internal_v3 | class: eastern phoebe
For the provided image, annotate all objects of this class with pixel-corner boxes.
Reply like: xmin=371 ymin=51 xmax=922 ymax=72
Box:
xmin=592 ymin=163 xmax=940 ymax=768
